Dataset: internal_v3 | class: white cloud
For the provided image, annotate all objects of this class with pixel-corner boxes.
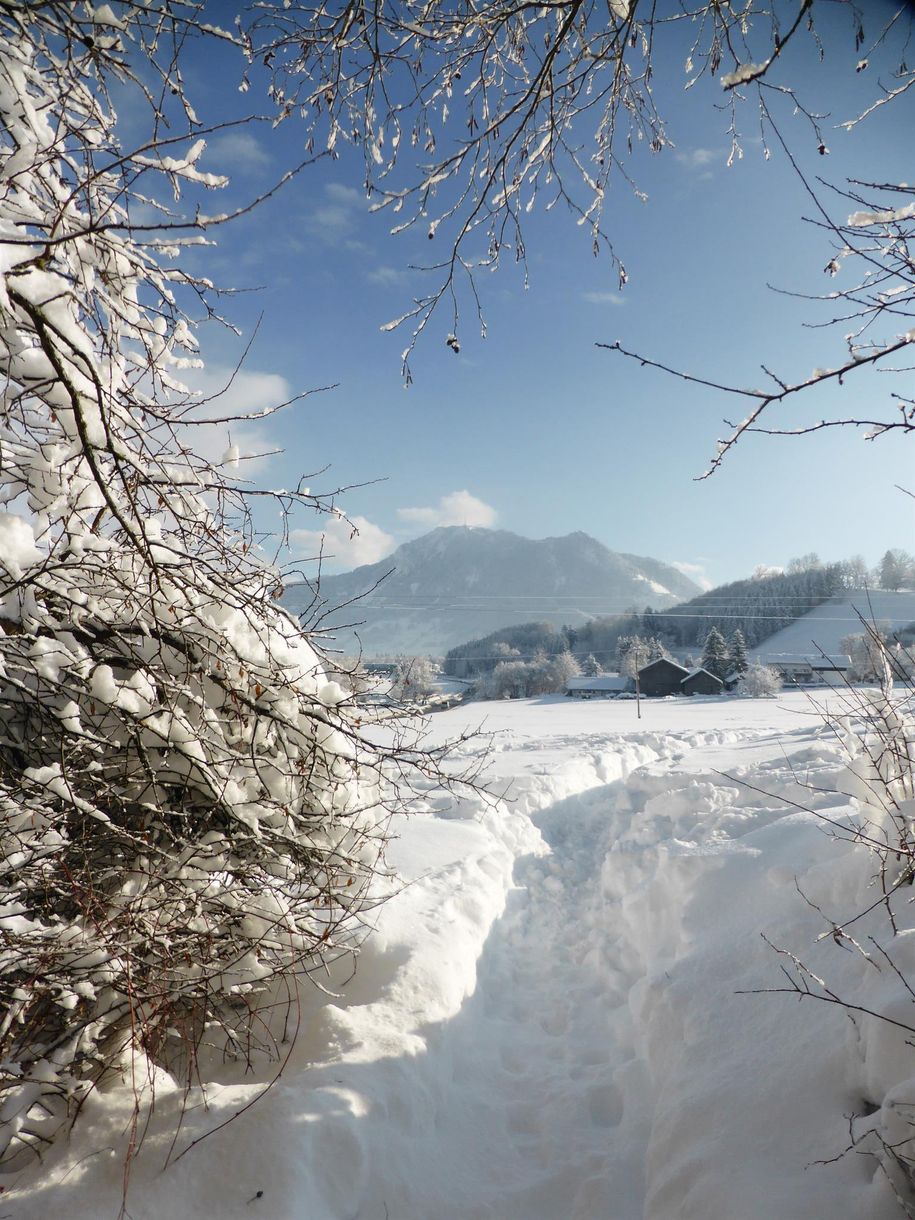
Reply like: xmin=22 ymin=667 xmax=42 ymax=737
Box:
xmin=582 ymin=290 xmax=626 ymax=307
xmin=325 ymin=183 xmax=363 ymax=205
xmin=672 ymin=560 xmax=713 ymax=591
xmin=397 ymin=489 xmax=497 ymax=531
xmin=308 ymin=182 xmax=368 ymax=240
xmin=674 ymin=147 xmax=717 ymax=170
xmin=290 ymin=515 xmax=395 ymax=572
xmin=367 ymin=265 xmax=411 ymax=286
xmin=172 ymin=365 xmax=293 ymax=472
xmin=207 ymin=130 xmax=272 ymax=172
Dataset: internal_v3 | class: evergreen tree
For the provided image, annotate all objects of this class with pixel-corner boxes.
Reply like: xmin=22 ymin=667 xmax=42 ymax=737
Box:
xmin=582 ymin=653 xmax=602 ymax=676
xmin=701 ymin=627 xmax=730 ymax=680
xmin=728 ymin=629 xmax=749 ymax=677
xmin=647 ymin=636 xmax=668 ymax=662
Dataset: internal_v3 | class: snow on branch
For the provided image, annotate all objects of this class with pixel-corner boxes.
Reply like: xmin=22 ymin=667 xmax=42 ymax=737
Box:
xmin=0 ymin=3 xmax=485 ymax=1181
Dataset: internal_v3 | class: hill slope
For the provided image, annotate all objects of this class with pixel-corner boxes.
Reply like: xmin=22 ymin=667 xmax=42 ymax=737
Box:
xmin=749 ymin=589 xmax=915 ymax=660
xmin=282 ymin=526 xmax=700 ymax=657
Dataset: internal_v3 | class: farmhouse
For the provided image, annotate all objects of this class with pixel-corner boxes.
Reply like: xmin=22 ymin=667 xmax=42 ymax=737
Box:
xmin=637 ymin=657 xmax=690 ymax=696
xmin=761 ymin=654 xmax=851 ymax=686
xmin=566 ymin=675 xmax=632 ymax=699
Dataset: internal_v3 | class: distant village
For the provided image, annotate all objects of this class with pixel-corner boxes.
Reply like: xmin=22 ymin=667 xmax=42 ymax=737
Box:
xmin=566 ymin=652 xmax=853 ymax=700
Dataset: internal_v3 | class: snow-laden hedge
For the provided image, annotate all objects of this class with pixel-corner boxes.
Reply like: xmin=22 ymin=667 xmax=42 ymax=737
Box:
xmin=0 ymin=7 xmax=467 ymax=1169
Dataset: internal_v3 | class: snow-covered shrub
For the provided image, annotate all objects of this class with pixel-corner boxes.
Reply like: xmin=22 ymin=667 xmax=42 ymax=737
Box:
xmin=392 ymin=655 xmax=438 ymax=701
xmin=738 ymin=663 xmax=782 ymax=698
xmin=477 ymin=650 xmax=580 ymax=700
xmin=0 ymin=6 xmax=463 ymax=1170
xmin=754 ymin=647 xmax=915 ymax=1199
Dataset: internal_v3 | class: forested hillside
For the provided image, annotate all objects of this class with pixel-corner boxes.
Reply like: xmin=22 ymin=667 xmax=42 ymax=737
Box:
xmin=444 ymin=561 xmax=869 ymax=677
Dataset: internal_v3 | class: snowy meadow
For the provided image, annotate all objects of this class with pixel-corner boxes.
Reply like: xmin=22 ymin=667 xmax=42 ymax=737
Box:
xmin=10 ymin=688 xmax=915 ymax=1219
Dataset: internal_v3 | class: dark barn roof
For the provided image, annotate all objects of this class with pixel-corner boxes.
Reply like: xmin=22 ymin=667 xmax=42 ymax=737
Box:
xmin=637 ymin=657 xmax=690 ymax=697
xmin=681 ymin=668 xmax=724 ymax=696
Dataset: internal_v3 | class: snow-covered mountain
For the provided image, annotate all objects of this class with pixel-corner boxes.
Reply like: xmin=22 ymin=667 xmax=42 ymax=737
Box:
xmin=282 ymin=526 xmax=700 ymax=657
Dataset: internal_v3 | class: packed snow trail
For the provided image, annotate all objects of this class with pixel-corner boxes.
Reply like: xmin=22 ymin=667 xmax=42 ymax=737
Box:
xmin=8 ymin=693 xmax=912 ymax=1219
xmin=360 ymin=750 xmax=660 ymax=1219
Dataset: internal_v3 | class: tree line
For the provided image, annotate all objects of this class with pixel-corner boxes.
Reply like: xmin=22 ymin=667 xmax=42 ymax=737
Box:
xmin=444 ymin=555 xmax=913 ymax=678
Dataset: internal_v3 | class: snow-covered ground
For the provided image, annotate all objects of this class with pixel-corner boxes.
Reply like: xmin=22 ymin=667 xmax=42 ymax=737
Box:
xmin=750 ymin=589 xmax=915 ymax=660
xmin=9 ymin=691 xmax=915 ymax=1218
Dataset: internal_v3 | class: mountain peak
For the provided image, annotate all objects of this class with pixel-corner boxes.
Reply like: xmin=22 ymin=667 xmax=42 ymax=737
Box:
xmin=283 ymin=527 xmax=699 ymax=657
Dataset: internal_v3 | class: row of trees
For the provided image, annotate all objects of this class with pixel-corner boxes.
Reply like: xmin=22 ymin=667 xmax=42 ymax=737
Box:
xmin=478 ymin=651 xmax=581 ymax=700
xmin=700 ymin=628 xmax=750 ymax=681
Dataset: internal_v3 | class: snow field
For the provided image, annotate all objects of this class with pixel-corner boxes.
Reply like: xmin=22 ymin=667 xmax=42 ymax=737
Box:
xmin=8 ymin=691 xmax=915 ymax=1218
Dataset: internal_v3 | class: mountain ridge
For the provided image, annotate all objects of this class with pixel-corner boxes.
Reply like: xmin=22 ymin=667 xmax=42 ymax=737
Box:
xmin=282 ymin=526 xmax=700 ymax=657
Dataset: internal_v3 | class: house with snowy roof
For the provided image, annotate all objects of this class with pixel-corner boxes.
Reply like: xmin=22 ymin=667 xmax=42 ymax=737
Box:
xmin=566 ymin=674 xmax=632 ymax=698
xmin=761 ymin=654 xmax=850 ymax=686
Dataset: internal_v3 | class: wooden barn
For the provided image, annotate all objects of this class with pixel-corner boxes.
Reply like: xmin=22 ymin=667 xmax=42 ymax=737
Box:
xmin=637 ymin=657 xmax=690 ymax=696
xmin=681 ymin=667 xmax=724 ymax=696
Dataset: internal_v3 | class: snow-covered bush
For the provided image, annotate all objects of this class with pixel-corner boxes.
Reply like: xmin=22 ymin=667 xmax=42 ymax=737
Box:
xmin=0 ymin=5 xmax=465 ymax=1170
xmin=841 ymin=629 xmax=893 ymax=683
xmin=392 ymin=655 xmax=438 ymax=702
xmin=477 ymin=650 xmax=580 ymax=700
xmin=738 ymin=663 xmax=782 ymax=698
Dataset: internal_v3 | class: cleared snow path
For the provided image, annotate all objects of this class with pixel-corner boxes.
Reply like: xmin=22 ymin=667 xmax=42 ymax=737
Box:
xmin=365 ymin=746 xmax=661 ymax=1219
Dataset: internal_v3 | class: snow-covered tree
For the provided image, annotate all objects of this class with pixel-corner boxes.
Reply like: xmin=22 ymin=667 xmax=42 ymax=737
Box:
xmin=701 ymin=628 xmax=730 ymax=681
xmin=647 ymin=636 xmax=669 ymax=663
xmin=787 ymin=553 xmax=822 ymax=575
xmin=840 ymin=556 xmax=869 ymax=590
xmin=393 ymin=655 xmax=438 ymax=701
xmin=546 ymin=650 xmax=582 ymax=690
xmin=581 ymin=653 xmax=602 ymax=677
xmin=729 ymin=629 xmax=749 ymax=678
xmin=482 ymin=659 xmax=530 ymax=700
xmin=617 ymin=635 xmax=649 ymax=679
xmin=737 ymin=663 xmax=782 ymax=698
xmin=878 ymin=550 xmax=914 ymax=592
xmin=840 ymin=630 xmax=893 ymax=683
xmin=252 ymin=3 xmax=915 ymax=461
xmin=0 ymin=5 xmax=467 ymax=1170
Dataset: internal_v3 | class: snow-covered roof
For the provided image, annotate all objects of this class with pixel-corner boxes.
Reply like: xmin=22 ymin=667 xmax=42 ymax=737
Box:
xmin=680 ymin=667 xmax=722 ymax=683
xmin=762 ymin=653 xmax=851 ymax=670
xmin=568 ymin=675 xmax=629 ymax=691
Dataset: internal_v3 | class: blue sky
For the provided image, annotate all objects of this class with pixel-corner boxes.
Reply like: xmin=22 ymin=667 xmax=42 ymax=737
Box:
xmin=166 ymin=3 xmax=913 ymax=591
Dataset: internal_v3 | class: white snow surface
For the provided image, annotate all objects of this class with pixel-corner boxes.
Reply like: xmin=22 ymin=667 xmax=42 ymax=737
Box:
xmin=751 ymin=590 xmax=915 ymax=662
xmin=8 ymin=691 xmax=914 ymax=1219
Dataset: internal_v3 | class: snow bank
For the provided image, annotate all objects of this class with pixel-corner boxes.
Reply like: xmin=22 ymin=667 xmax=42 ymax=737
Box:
xmin=8 ymin=692 xmax=915 ymax=1218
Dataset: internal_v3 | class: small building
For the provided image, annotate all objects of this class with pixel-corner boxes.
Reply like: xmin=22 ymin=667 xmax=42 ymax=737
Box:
xmin=637 ymin=657 xmax=690 ymax=696
xmin=680 ymin=667 xmax=724 ymax=696
xmin=761 ymin=654 xmax=851 ymax=687
xmin=566 ymin=674 xmax=632 ymax=699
